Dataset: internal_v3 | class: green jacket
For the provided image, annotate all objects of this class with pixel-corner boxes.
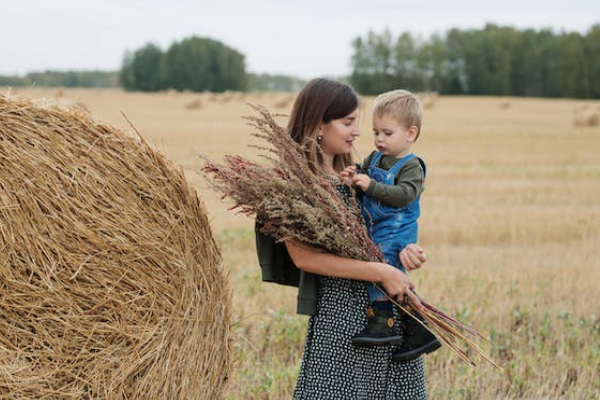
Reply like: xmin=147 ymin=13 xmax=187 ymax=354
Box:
xmin=255 ymin=222 xmax=318 ymax=315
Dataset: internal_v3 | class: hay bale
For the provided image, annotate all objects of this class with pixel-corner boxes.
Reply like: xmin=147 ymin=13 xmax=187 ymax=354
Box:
xmin=573 ymin=108 xmax=600 ymax=127
xmin=418 ymin=91 xmax=438 ymax=110
xmin=185 ymin=98 xmax=203 ymax=110
xmin=274 ymin=94 xmax=295 ymax=110
xmin=0 ymin=95 xmax=231 ymax=399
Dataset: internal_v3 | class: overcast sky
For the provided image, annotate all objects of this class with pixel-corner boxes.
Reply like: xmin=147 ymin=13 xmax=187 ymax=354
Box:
xmin=2 ymin=0 xmax=599 ymax=78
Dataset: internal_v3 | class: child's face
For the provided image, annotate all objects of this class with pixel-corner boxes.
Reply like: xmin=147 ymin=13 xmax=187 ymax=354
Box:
xmin=372 ymin=113 xmax=418 ymax=158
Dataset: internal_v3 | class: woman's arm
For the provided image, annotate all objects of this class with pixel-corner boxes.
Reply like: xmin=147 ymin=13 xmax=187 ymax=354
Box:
xmin=285 ymin=241 xmax=423 ymax=310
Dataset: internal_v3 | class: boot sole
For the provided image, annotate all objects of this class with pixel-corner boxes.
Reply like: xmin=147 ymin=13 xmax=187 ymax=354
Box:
xmin=392 ymin=339 xmax=442 ymax=362
xmin=351 ymin=335 xmax=403 ymax=348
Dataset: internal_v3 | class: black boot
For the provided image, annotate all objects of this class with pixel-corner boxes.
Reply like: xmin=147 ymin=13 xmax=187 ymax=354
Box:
xmin=352 ymin=306 xmax=403 ymax=348
xmin=392 ymin=312 xmax=441 ymax=362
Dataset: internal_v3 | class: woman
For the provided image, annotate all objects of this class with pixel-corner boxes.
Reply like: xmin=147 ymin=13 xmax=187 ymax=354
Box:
xmin=283 ymin=78 xmax=428 ymax=399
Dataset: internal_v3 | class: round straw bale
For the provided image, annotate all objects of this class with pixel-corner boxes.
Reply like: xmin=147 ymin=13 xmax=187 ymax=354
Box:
xmin=184 ymin=98 xmax=203 ymax=110
xmin=418 ymin=92 xmax=437 ymax=110
xmin=0 ymin=95 xmax=231 ymax=399
xmin=573 ymin=109 xmax=600 ymax=127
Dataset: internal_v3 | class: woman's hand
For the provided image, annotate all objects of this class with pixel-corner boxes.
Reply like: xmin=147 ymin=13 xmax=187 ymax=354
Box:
xmin=340 ymin=165 xmax=357 ymax=178
xmin=378 ymin=263 xmax=423 ymax=311
xmin=339 ymin=166 xmax=356 ymax=185
xmin=400 ymin=244 xmax=427 ymax=271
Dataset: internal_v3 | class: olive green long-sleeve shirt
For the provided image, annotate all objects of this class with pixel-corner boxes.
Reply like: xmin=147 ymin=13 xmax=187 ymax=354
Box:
xmin=360 ymin=151 xmax=425 ymax=208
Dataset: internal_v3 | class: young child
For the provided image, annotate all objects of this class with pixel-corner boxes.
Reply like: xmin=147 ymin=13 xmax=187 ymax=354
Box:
xmin=344 ymin=89 xmax=441 ymax=362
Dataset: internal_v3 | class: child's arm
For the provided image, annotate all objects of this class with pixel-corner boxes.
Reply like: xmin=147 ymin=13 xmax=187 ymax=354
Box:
xmin=364 ymin=158 xmax=424 ymax=208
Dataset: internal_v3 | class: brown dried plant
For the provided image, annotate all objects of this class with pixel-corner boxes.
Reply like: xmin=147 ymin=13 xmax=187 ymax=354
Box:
xmin=201 ymin=104 xmax=501 ymax=370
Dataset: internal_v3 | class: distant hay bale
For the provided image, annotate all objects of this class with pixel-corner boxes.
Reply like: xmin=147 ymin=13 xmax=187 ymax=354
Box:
xmin=573 ymin=105 xmax=600 ymax=127
xmin=162 ymin=89 xmax=179 ymax=96
xmin=0 ymin=95 xmax=231 ymax=399
xmin=185 ymin=98 xmax=203 ymax=110
xmin=274 ymin=95 xmax=295 ymax=110
xmin=220 ymin=91 xmax=234 ymax=103
xmin=422 ymin=98 xmax=435 ymax=110
xmin=418 ymin=91 xmax=438 ymax=110
xmin=233 ymin=92 xmax=246 ymax=101
xmin=207 ymin=91 xmax=236 ymax=103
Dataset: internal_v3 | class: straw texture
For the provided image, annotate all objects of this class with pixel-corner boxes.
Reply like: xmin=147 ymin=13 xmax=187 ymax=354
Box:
xmin=0 ymin=94 xmax=231 ymax=399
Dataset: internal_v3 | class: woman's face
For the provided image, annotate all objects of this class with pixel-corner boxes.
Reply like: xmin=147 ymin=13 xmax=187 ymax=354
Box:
xmin=319 ymin=108 xmax=360 ymax=156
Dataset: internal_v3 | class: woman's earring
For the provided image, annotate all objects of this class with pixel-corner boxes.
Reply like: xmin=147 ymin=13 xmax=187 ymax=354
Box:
xmin=317 ymin=135 xmax=323 ymax=142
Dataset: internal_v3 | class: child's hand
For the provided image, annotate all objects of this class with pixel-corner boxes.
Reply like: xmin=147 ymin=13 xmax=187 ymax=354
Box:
xmin=399 ymin=244 xmax=427 ymax=271
xmin=352 ymin=173 xmax=371 ymax=191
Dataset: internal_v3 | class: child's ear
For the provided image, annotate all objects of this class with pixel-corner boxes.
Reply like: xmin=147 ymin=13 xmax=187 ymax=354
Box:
xmin=407 ymin=126 xmax=419 ymax=142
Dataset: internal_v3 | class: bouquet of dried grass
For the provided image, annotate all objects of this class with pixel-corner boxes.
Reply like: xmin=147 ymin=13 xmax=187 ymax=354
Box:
xmin=202 ymin=104 xmax=500 ymax=370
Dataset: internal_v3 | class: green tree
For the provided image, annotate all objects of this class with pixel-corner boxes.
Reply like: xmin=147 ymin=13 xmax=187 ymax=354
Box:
xmin=350 ymin=30 xmax=397 ymax=94
xmin=416 ymin=34 xmax=447 ymax=93
xmin=443 ymin=29 xmax=468 ymax=94
xmin=161 ymin=36 xmax=246 ymax=92
xmin=584 ymin=24 xmax=600 ymax=98
xmin=120 ymin=36 xmax=246 ymax=92
xmin=120 ymin=44 xmax=164 ymax=91
xmin=393 ymin=32 xmax=422 ymax=91
xmin=556 ymin=32 xmax=590 ymax=98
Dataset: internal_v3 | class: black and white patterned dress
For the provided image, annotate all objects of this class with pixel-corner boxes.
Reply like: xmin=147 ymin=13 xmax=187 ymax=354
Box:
xmin=293 ymin=276 xmax=427 ymax=399
xmin=293 ymin=184 xmax=427 ymax=399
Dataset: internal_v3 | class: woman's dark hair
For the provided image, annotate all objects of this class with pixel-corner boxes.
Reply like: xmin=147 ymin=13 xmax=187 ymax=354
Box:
xmin=287 ymin=78 xmax=359 ymax=173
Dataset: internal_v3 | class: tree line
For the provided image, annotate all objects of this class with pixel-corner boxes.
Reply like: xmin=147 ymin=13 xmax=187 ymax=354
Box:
xmin=0 ymin=70 xmax=118 ymax=88
xmin=350 ymin=24 xmax=600 ymax=98
xmin=0 ymin=69 xmax=305 ymax=92
xmin=2 ymin=26 xmax=599 ymax=98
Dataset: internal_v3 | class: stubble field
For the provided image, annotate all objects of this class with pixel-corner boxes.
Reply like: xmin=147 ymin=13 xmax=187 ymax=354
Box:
xmin=3 ymin=87 xmax=600 ymax=399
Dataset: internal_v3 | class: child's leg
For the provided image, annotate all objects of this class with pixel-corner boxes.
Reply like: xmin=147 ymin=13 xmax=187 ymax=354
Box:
xmin=392 ymin=311 xmax=441 ymax=362
xmin=351 ymin=283 xmax=402 ymax=348
xmin=381 ymin=242 xmax=441 ymax=362
xmin=367 ymin=282 xmax=387 ymax=303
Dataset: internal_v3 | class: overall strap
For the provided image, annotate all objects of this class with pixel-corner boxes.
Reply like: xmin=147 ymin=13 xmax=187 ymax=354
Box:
xmin=417 ymin=157 xmax=427 ymax=178
xmin=387 ymin=153 xmax=416 ymax=176
xmin=369 ymin=151 xmax=383 ymax=168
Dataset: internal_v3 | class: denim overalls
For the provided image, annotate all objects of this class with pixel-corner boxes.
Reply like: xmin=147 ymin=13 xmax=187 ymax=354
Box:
xmin=362 ymin=152 xmax=426 ymax=301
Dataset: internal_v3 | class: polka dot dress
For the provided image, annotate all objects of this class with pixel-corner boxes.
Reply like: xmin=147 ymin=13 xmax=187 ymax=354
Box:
xmin=292 ymin=276 xmax=427 ymax=400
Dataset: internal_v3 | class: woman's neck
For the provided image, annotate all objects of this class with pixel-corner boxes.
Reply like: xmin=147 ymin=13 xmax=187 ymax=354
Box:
xmin=321 ymin=153 xmax=337 ymax=178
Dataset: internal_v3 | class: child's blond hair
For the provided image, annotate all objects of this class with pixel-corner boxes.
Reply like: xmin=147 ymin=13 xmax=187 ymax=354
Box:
xmin=373 ymin=90 xmax=423 ymax=140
